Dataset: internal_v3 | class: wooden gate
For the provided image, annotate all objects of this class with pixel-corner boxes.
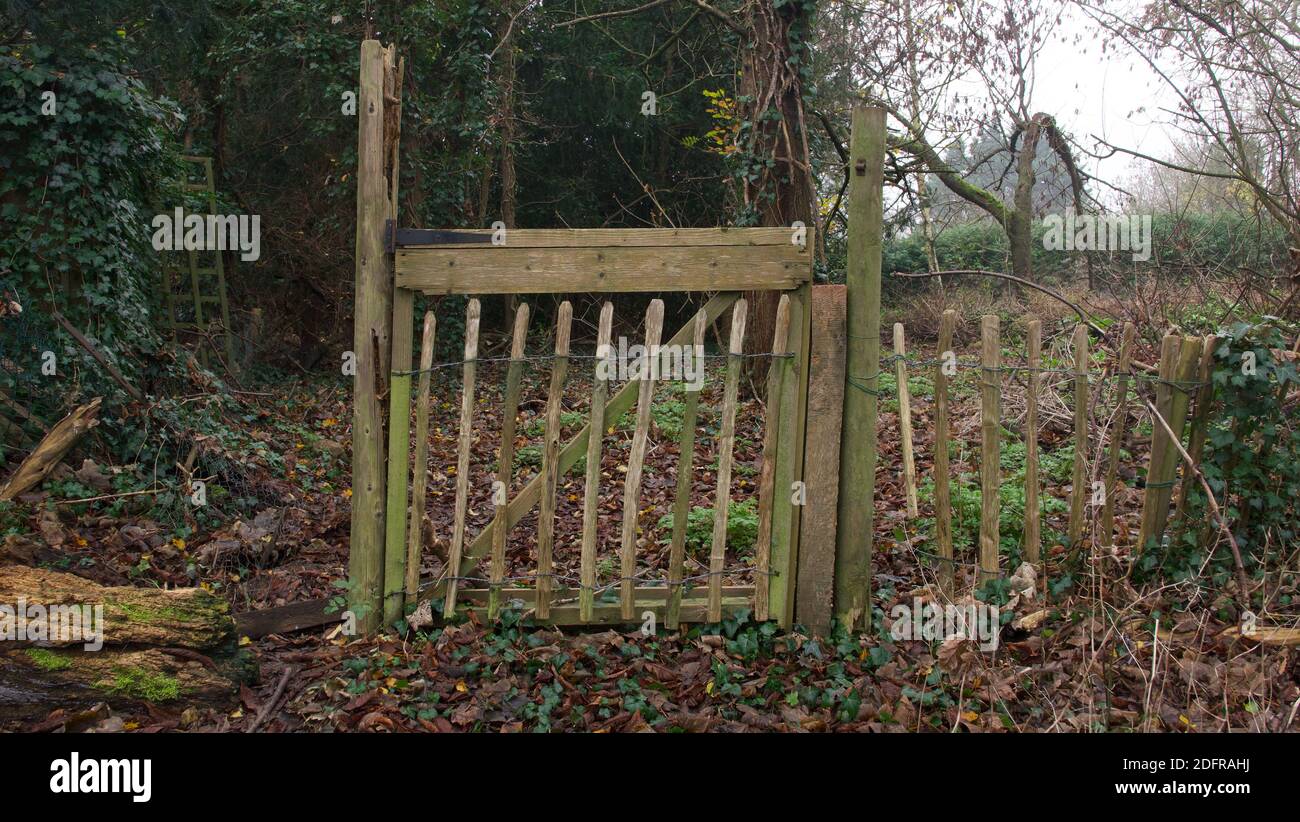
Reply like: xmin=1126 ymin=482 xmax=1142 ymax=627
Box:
xmin=384 ymin=229 xmax=813 ymax=630
xmin=346 ymin=38 xmax=814 ymax=632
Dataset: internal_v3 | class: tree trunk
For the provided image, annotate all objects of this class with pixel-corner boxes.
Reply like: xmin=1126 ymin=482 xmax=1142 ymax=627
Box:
xmin=740 ymin=0 xmax=815 ymax=377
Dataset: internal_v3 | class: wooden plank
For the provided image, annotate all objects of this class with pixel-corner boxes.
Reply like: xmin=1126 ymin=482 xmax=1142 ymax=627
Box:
xmin=396 ymin=245 xmax=809 ymax=294
xmin=620 ymin=300 xmax=665 ymax=619
xmin=794 ymin=286 xmax=844 ymax=633
xmin=396 ymin=227 xmax=809 ymax=249
xmin=235 ymin=599 xmax=341 ymax=639
xmin=405 ymin=312 xmax=436 ymax=600
xmin=442 ymin=299 xmax=481 ymax=618
xmin=347 ymin=39 xmax=392 ymax=634
xmin=709 ymin=300 xmax=747 ymax=622
xmin=1067 ymin=324 xmax=1090 ymax=548
xmin=979 ymin=314 xmax=1001 ymax=583
xmin=894 ymin=323 xmax=919 ymax=518
xmin=489 ymin=304 xmax=530 ymax=619
xmin=1099 ymin=322 xmax=1135 ymax=549
xmin=433 ymin=292 xmax=741 ymax=600
xmin=835 ymin=106 xmax=886 ymax=631
xmin=666 ymin=308 xmax=708 ymax=629
xmin=754 ymin=296 xmax=792 ymax=623
xmin=935 ymin=309 xmax=957 ymax=592
xmin=580 ymin=303 xmax=615 ymax=623
xmin=536 ymin=301 xmax=573 ymax=620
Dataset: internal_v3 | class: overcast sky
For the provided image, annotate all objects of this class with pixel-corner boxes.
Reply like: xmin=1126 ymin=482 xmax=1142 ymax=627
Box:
xmin=935 ymin=2 xmax=1183 ymax=206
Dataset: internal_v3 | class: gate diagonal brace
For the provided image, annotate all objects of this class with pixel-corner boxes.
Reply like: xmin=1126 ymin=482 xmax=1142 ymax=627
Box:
xmin=384 ymin=221 xmax=495 ymax=253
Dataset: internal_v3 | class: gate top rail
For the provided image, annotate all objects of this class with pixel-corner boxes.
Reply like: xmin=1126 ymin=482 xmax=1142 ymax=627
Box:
xmin=393 ymin=226 xmax=813 ymax=295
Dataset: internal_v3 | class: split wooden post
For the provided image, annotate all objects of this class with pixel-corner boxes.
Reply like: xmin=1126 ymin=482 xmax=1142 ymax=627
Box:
xmin=580 ymin=303 xmax=615 ymax=623
xmin=348 ymin=39 xmax=394 ymax=633
xmin=536 ymin=301 xmax=573 ymax=620
xmin=666 ymin=308 xmax=708 ymax=629
xmin=405 ymin=312 xmax=436 ymax=600
xmin=1023 ymin=318 xmax=1042 ymax=565
xmin=620 ymin=300 xmax=665 ymax=620
xmin=893 ymin=323 xmax=919 ymax=518
xmin=934 ymin=309 xmax=957 ymax=593
xmin=442 ymin=299 xmax=481 ymax=618
xmin=381 ymin=44 xmax=410 ymax=626
xmin=836 ymin=105 xmax=886 ymax=630
xmin=488 ymin=303 xmax=530 ymax=619
xmin=978 ymin=315 xmax=1001 ymax=584
xmin=1099 ymin=323 xmax=1135 ymax=548
xmin=1168 ymin=334 xmax=1216 ymax=541
xmin=754 ymin=296 xmax=791 ymax=622
xmin=767 ymin=282 xmax=811 ymax=629
xmin=1067 ymin=324 xmax=1090 ymax=548
xmin=709 ymin=300 xmax=747 ymax=622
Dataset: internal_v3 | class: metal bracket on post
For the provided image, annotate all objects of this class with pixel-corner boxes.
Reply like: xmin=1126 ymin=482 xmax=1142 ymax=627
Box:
xmin=385 ymin=220 xmax=495 ymax=253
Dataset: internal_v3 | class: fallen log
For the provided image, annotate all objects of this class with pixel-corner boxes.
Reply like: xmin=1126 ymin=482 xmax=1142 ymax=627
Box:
xmin=0 ymin=566 xmax=255 ymax=720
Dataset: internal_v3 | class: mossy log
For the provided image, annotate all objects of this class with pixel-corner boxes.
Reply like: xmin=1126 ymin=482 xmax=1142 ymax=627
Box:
xmin=0 ymin=565 xmax=233 ymax=648
xmin=0 ymin=566 xmax=254 ymax=719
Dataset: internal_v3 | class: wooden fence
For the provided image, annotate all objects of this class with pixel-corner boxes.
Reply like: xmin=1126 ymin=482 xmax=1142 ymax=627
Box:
xmin=341 ymin=41 xmax=1217 ymax=637
xmin=880 ymin=313 xmax=1217 ymax=596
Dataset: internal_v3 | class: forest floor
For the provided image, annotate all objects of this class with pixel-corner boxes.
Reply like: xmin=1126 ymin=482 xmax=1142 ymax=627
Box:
xmin=4 ymin=321 xmax=1296 ymax=732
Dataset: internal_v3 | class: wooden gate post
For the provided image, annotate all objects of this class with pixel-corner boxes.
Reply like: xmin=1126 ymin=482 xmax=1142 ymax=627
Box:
xmin=349 ymin=40 xmax=397 ymax=633
xmin=835 ymin=105 xmax=886 ymax=632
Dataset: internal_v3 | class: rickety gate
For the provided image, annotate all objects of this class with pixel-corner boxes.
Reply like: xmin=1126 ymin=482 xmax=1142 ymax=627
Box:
xmin=389 ymin=231 xmax=813 ymax=630
xmin=349 ymin=39 xmax=815 ymax=633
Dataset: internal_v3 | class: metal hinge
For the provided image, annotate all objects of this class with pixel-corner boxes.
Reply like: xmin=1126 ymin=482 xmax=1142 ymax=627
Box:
xmin=385 ymin=220 xmax=494 ymax=253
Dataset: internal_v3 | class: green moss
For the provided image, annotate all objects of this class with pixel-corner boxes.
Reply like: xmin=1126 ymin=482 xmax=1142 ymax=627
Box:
xmin=25 ymin=648 xmax=72 ymax=671
xmin=98 ymin=666 xmax=183 ymax=701
xmin=110 ymin=597 xmax=221 ymax=624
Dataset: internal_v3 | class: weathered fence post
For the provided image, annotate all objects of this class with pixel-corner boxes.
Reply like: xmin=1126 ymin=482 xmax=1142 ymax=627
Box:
xmin=710 ymin=300 xmax=747 ymax=622
xmin=756 ymin=296 xmax=792 ymax=623
xmin=581 ymin=303 xmax=614 ymax=624
xmin=489 ymin=304 xmax=530 ymax=620
xmin=406 ymin=312 xmax=436 ymax=601
xmin=1099 ymin=322 xmax=1135 ymax=549
xmin=836 ymin=105 xmax=886 ymax=631
xmin=666 ymin=308 xmax=706 ymax=629
xmin=894 ymin=323 xmax=919 ymax=518
xmin=1168 ymin=334 xmax=1216 ymax=541
xmin=621 ymin=300 xmax=664 ymax=620
xmin=536 ymin=301 xmax=572 ymax=620
xmin=348 ymin=40 xmax=395 ymax=633
xmin=935 ymin=309 xmax=957 ymax=593
xmin=1137 ymin=335 xmax=1202 ymax=552
xmin=381 ymin=45 xmax=409 ymax=626
xmin=979 ymin=315 xmax=1001 ymax=584
xmin=1023 ymin=318 xmax=1041 ymax=566
xmin=442 ymin=300 xmax=481 ymax=619
xmin=1067 ymin=324 xmax=1089 ymax=548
